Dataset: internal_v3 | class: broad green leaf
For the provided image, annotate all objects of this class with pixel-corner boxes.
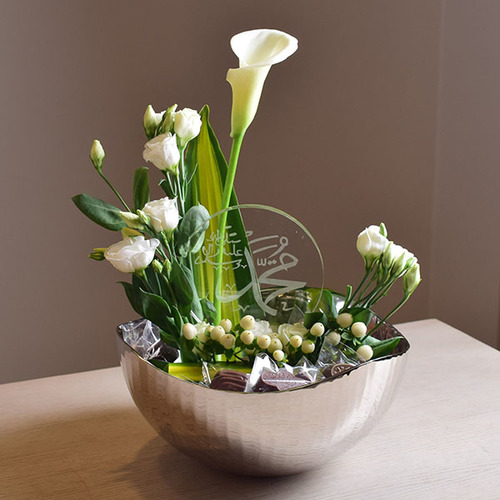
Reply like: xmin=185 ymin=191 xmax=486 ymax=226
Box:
xmin=133 ymin=167 xmax=150 ymax=210
xmin=352 ymin=308 xmax=372 ymax=326
xmin=159 ymin=179 xmax=175 ymax=199
xmin=186 ymin=105 xmax=253 ymax=323
xmin=200 ymin=297 xmax=216 ymax=323
xmin=364 ymin=336 xmax=402 ymax=359
xmin=118 ymin=281 xmax=143 ymax=317
xmin=170 ymin=261 xmax=196 ymax=316
xmin=139 ymin=289 xmax=178 ymax=337
xmin=176 ymin=205 xmax=210 ymax=258
xmin=72 ymin=193 xmax=125 ymax=231
xmin=303 ymin=311 xmax=326 ymax=329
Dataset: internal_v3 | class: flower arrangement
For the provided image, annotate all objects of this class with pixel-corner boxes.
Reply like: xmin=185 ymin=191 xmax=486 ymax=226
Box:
xmin=73 ymin=29 xmax=421 ymax=392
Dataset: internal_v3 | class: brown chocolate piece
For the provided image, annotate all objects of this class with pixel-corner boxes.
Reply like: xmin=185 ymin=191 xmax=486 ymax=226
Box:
xmin=322 ymin=363 xmax=354 ymax=379
xmin=254 ymin=369 xmax=310 ymax=392
xmin=210 ymin=370 xmax=249 ymax=392
xmin=153 ymin=341 xmax=179 ymax=362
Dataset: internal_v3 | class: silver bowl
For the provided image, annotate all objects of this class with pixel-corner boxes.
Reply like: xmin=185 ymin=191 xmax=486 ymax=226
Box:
xmin=116 ymin=311 xmax=409 ymax=476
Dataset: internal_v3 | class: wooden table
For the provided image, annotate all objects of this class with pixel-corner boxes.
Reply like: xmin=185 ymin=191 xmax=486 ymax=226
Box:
xmin=1 ymin=319 xmax=499 ymax=499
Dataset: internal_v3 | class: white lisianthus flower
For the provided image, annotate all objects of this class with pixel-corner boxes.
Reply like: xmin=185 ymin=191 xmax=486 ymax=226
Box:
xmin=226 ymin=29 xmax=298 ymax=136
xmin=174 ymin=108 xmax=202 ymax=147
xmin=356 ymin=224 xmax=389 ymax=267
xmin=104 ymin=236 xmax=159 ymax=273
xmin=142 ymin=133 xmax=180 ymax=174
xmin=278 ymin=323 xmax=308 ymax=347
xmin=250 ymin=319 xmax=273 ymax=337
xmin=142 ymin=197 xmax=179 ymax=233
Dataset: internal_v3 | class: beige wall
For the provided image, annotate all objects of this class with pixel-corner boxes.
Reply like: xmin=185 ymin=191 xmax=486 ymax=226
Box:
xmin=0 ymin=0 xmax=497 ymax=384
xmin=430 ymin=0 xmax=500 ymax=348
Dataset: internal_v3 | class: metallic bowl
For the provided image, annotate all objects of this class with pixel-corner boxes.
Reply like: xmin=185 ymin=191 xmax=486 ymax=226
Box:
xmin=117 ymin=317 xmax=409 ymax=476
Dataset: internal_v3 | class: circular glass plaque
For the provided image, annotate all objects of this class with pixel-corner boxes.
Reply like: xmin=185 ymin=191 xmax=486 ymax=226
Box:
xmin=192 ymin=204 xmax=324 ymax=323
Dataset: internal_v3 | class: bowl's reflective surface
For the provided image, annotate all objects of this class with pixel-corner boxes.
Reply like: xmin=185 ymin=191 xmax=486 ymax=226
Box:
xmin=117 ymin=319 xmax=409 ymax=476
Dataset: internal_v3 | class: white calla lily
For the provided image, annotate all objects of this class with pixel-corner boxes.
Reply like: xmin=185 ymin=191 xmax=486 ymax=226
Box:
xmin=226 ymin=29 xmax=298 ymax=136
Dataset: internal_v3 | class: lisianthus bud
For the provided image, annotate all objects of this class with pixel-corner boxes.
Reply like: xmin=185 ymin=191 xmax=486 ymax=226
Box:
xmin=158 ymin=104 xmax=177 ymax=135
xmin=404 ymin=263 xmax=421 ymax=296
xmin=142 ymin=197 xmax=179 ymax=233
xmin=152 ymin=259 xmax=163 ymax=274
xmin=119 ymin=211 xmax=145 ymax=231
xmin=142 ymin=133 xmax=180 ymax=174
xmin=356 ymin=224 xmax=389 ymax=267
xmin=143 ymin=105 xmax=164 ymax=139
xmin=227 ymin=29 xmax=298 ymax=136
xmin=90 ymin=140 xmax=105 ymax=170
xmin=104 ymin=236 xmax=159 ymax=273
xmin=392 ymin=248 xmax=415 ymax=276
xmin=174 ymin=108 xmax=202 ymax=147
xmin=89 ymin=247 xmax=106 ymax=261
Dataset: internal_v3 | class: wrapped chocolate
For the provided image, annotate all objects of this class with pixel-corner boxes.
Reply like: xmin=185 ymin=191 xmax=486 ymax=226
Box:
xmin=119 ymin=318 xmax=179 ymax=362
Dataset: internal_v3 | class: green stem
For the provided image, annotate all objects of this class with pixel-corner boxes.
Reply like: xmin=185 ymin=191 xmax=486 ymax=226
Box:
xmin=96 ymin=169 xmax=131 ymax=212
xmin=214 ymin=133 xmax=245 ymax=324
xmin=343 ymin=262 xmax=376 ymax=310
xmin=360 ymin=294 xmax=410 ymax=342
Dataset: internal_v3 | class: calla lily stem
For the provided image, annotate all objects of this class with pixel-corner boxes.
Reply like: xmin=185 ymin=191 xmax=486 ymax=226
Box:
xmin=214 ymin=132 xmax=245 ymax=324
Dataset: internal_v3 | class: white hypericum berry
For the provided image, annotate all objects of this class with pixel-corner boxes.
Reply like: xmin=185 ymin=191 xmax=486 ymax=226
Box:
xmin=356 ymin=345 xmax=373 ymax=361
xmin=240 ymin=315 xmax=256 ymax=330
xmin=198 ymin=330 xmax=209 ymax=344
xmin=310 ymin=322 xmax=325 ymax=337
xmin=257 ymin=334 xmax=271 ymax=349
xmin=182 ymin=323 xmax=197 ymax=340
xmin=301 ymin=340 xmax=315 ymax=354
xmin=337 ymin=312 xmax=353 ymax=328
xmin=273 ymin=349 xmax=285 ymax=362
xmin=219 ymin=319 xmax=232 ymax=333
xmin=326 ymin=331 xmax=341 ymax=346
xmin=240 ymin=330 xmax=255 ymax=345
xmin=220 ymin=333 xmax=235 ymax=350
xmin=289 ymin=335 xmax=303 ymax=349
xmin=268 ymin=338 xmax=283 ymax=353
xmin=351 ymin=322 xmax=367 ymax=338
xmin=210 ymin=325 xmax=225 ymax=342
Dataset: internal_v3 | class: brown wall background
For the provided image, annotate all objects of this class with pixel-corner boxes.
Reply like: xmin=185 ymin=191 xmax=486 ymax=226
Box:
xmin=0 ymin=0 xmax=497 ymax=383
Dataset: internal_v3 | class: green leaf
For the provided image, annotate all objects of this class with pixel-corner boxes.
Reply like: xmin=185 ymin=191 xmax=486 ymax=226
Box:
xmin=176 ymin=205 xmax=210 ymax=258
xmin=303 ymin=311 xmax=326 ymax=329
xmin=186 ymin=106 xmax=254 ymax=323
xmin=72 ymin=193 xmax=125 ymax=231
xmin=352 ymin=308 xmax=372 ymax=326
xmin=133 ymin=167 xmax=150 ymax=211
xmin=170 ymin=261 xmax=204 ymax=319
xmin=118 ymin=281 xmax=144 ymax=317
xmin=200 ymin=297 xmax=216 ymax=323
xmin=139 ymin=289 xmax=178 ymax=337
xmin=364 ymin=336 xmax=402 ymax=359
xmin=159 ymin=179 xmax=175 ymax=199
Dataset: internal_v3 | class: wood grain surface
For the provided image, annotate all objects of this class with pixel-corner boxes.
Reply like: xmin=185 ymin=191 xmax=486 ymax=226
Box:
xmin=1 ymin=319 xmax=499 ymax=499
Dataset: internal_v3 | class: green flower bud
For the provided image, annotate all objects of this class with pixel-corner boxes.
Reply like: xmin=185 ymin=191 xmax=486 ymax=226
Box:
xmin=404 ymin=263 xmax=421 ymax=296
xmin=121 ymin=228 xmax=143 ymax=238
xmin=137 ymin=210 xmax=151 ymax=226
xmin=88 ymin=247 xmax=106 ymax=261
xmin=152 ymin=259 xmax=163 ymax=274
xmin=90 ymin=140 xmax=105 ymax=170
xmin=119 ymin=211 xmax=145 ymax=231
xmin=158 ymin=103 xmax=178 ymax=135
xmin=143 ymin=105 xmax=164 ymax=139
